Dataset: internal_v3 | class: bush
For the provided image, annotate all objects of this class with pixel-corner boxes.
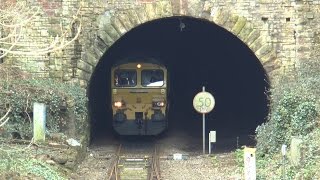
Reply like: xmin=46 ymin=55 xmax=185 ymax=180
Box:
xmin=256 ymin=91 xmax=318 ymax=155
xmin=0 ymin=66 xmax=88 ymax=139
xmin=255 ymin=58 xmax=320 ymax=179
xmin=234 ymin=148 xmax=244 ymax=168
xmin=256 ymin=58 xmax=319 ymax=156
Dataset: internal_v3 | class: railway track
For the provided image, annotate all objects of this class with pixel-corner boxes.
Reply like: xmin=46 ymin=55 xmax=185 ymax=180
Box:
xmin=108 ymin=142 xmax=161 ymax=180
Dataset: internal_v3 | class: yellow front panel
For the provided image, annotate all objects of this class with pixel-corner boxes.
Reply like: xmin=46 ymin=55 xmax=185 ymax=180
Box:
xmin=112 ymin=88 xmax=166 ymax=120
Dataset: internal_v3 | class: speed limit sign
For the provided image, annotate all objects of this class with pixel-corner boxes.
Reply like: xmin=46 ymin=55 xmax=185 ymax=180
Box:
xmin=193 ymin=91 xmax=215 ymax=114
xmin=193 ymin=87 xmax=215 ymax=155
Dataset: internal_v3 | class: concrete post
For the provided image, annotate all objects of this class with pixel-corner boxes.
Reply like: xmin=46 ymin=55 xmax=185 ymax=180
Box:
xmin=33 ymin=102 xmax=46 ymax=143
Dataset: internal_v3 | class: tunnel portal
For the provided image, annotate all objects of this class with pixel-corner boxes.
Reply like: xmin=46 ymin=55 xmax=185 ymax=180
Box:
xmin=88 ymin=16 xmax=270 ymax=140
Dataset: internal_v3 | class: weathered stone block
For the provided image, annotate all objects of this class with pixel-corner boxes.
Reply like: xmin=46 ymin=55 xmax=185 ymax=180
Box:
xmin=250 ymin=36 xmax=265 ymax=53
xmin=98 ymin=30 xmax=115 ymax=47
xmin=127 ymin=9 xmax=141 ymax=26
xmin=93 ymin=46 xmax=105 ymax=59
xmin=231 ymin=16 xmax=247 ymax=35
xmin=111 ymin=16 xmax=127 ymax=35
xmin=224 ymin=15 xmax=238 ymax=32
xmin=94 ymin=37 xmax=108 ymax=53
xmin=145 ymin=3 xmax=157 ymax=20
xmin=161 ymin=1 xmax=173 ymax=17
xmin=118 ymin=13 xmax=134 ymax=31
xmin=76 ymin=69 xmax=91 ymax=81
xmin=155 ymin=1 xmax=173 ymax=17
xmin=202 ymin=1 xmax=213 ymax=12
xmin=82 ymin=51 xmax=98 ymax=66
xmin=212 ymin=9 xmax=229 ymax=26
xmin=104 ymin=23 xmax=121 ymax=42
xmin=238 ymin=23 xmax=254 ymax=41
xmin=187 ymin=0 xmax=204 ymax=17
xmin=260 ymin=50 xmax=277 ymax=65
xmin=255 ymin=44 xmax=273 ymax=58
xmin=245 ymin=30 xmax=260 ymax=46
xmin=135 ymin=7 xmax=148 ymax=24
xmin=77 ymin=60 xmax=93 ymax=73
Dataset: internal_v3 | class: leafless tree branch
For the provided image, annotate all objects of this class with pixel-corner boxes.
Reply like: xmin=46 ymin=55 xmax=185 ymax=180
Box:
xmin=0 ymin=1 xmax=82 ymax=59
xmin=0 ymin=107 xmax=11 ymax=127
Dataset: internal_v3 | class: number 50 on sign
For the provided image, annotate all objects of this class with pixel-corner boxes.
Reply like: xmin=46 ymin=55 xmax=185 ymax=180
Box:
xmin=193 ymin=92 xmax=215 ymax=114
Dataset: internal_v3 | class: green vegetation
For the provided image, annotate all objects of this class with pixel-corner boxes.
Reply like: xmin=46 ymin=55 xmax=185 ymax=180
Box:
xmin=0 ymin=144 xmax=66 ymax=179
xmin=0 ymin=66 xmax=88 ymax=139
xmin=255 ymin=59 xmax=320 ymax=179
xmin=234 ymin=148 xmax=244 ymax=169
xmin=0 ymin=66 xmax=88 ymax=179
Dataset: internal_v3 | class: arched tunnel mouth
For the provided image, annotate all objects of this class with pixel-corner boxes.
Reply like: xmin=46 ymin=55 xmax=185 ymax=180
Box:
xmin=88 ymin=16 xmax=270 ymax=148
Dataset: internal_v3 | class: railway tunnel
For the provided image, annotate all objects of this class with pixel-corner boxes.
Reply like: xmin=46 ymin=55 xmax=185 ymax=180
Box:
xmin=88 ymin=16 xmax=270 ymax=147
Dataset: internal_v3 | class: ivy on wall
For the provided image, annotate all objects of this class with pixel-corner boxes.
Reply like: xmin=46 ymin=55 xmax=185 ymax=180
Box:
xmin=0 ymin=66 xmax=88 ymax=140
xmin=255 ymin=59 xmax=320 ymax=179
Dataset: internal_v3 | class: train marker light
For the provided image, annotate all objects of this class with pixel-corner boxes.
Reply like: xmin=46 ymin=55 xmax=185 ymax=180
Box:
xmin=114 ymin=101 xmax=122 ymax=108
xmin=157 ymin=101 xmax=165 ymax=107
xmin=153 ymin=101 xmax=165 ymax=107
xmin=137 ymin=64 xmax=141 ymax=68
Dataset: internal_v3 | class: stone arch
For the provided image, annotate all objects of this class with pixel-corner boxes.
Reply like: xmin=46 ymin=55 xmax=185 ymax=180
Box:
xmin=81 ymin=0 xmax=280 ymax=84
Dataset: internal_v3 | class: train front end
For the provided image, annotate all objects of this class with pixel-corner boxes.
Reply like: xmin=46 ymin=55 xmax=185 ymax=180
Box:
xmin=111 ymin=62 xmax=168 ymax=135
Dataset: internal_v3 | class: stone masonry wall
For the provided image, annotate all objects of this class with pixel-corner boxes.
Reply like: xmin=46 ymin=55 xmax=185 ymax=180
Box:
xmin=2 ymin=0 xmax=320 ymax=87
xmin=2 ymin=0 xmax=80 ymax=81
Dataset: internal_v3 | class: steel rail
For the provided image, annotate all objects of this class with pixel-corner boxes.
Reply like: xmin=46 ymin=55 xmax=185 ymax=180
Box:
xmin=149 ymin=144 xmax=161 ymax=180
xmin=108 ymin=144 xmax=122 ymax=180
xmin=108 ymin=142 xmax=161 ymax=180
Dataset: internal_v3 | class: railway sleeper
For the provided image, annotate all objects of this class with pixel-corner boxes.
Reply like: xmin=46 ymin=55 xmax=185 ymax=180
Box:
xmin=121 ymin=168 xmax=148 ymax=180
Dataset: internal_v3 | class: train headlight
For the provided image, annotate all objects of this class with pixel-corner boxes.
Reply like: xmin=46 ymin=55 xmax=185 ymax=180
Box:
xmin=114 ymin=101 xmax=123 ymax=108
xmin=153 ymin=101 xmax=165 ymax=107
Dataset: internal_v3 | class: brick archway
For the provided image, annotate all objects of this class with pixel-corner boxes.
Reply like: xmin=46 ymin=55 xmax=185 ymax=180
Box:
xmin=81 ymin=1 xmax=280 ymax=86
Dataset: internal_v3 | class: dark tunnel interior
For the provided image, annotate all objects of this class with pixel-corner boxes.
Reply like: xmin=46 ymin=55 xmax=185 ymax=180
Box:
xmin=88 ymin=16 xmax=270 ymax=142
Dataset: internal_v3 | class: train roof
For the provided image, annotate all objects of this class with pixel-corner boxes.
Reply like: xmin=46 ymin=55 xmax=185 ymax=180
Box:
xmin=112 ymin=57 xmax=165 ymax=68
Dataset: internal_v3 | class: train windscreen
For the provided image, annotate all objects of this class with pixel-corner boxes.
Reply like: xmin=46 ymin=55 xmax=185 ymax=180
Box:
xmin=114 ymin=70 xmax=137 ymax=87
xmin=141 ymin=69 xmax=164 ymax=87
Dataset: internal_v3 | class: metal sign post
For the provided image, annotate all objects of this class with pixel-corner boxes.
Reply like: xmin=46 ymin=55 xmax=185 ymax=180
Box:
xmin=193 ymin=86 xmax=215 ymax=155
xmin=203 ymin=111 xmax=205 ymax=155
xmin=202 ymin=86 xmax=205 ymax=155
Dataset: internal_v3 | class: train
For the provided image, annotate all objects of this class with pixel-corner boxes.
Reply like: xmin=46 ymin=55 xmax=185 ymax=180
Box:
xmin=111 ymin=61 xmax=169 ymax=135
